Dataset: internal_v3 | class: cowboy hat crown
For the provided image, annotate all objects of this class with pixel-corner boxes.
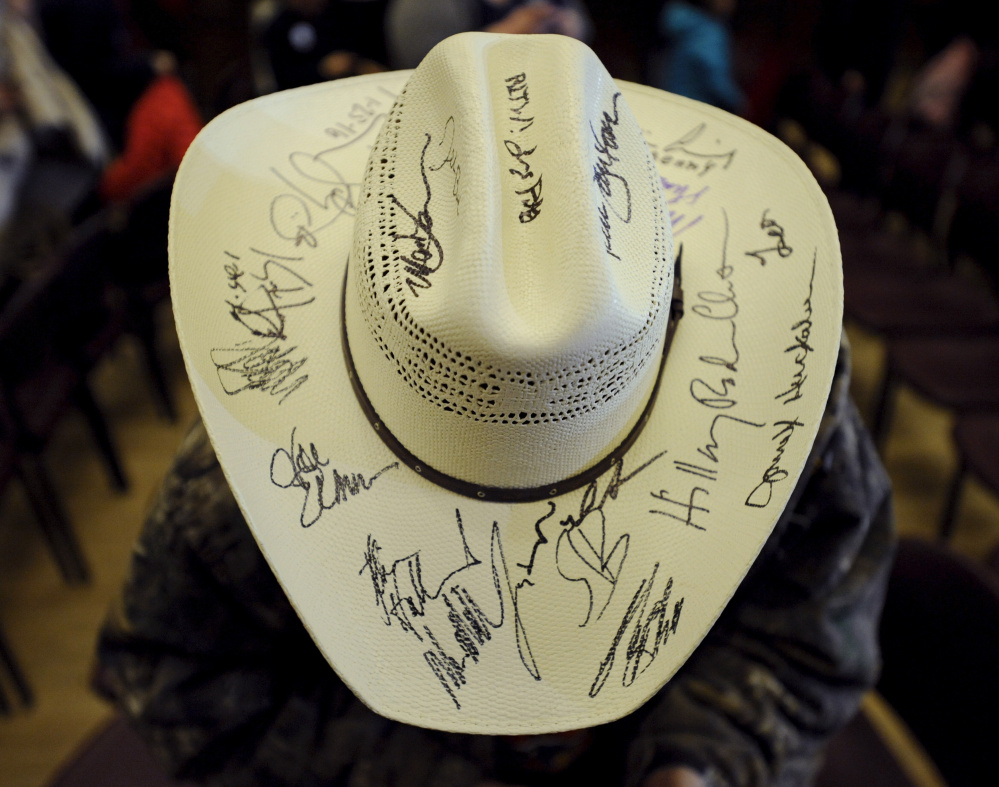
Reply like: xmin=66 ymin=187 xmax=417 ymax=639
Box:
xmin=345 ymin=33 xmax=674 ymax=495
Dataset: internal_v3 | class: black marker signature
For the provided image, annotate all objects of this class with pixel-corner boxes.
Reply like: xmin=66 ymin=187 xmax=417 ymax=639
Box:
xmin=323 ymin=92 xmax=395 ymax=150
xmin=696 ymin=413 xmax=766 ymax=463
xmin=745 ymin=209 xmax=793 ymax=266
xmin=390 ymin=133 xmax=445 ymax=297
xmin=589 ymin=563 xmax=684 ymax=697
xmin=360 ymin=513 xmax=530 ymax=709
xmin=689 ymin=211 xmax=741 ymax=410
xmin=592 ymin=92 xmax=632 ymax=260
xmin=504 ymin=140 xmax=543 ymax=222
xmin=776 ymin=251 xmax=816 ymax=405
xmin=673 ymin=459 xmax=717 ymax=481
xmin=215 ymin=249 xmax=313 ymax=403
xmin=503 ymin=72 xmax=542 ymax=223
xmin=270 ymin=428 xmax=398 ymax=527
xmin=515 ymin=176 xmax=543 ymax=224
xmin=650 ymin=486 xmax=710 ymax=530
xmin=503 ymin=138 xmax=543 ymax=224
xmin=224 ymin=256 xmax=314 ymax=341
xmin=745 ymin=418 xmax=806 ymax=508
xmin=504 ymin=138 xmax=536 ymax=181
xmin=649 ymin=123 xmax=736 ymax=177
xmin=516 ymin=451 xmax=668 ymax=631
xmin=270 ymin=157 xmax=359 ymax=248
xmin=505 ymin=72 xmax=534 ymax=132
xmin=211 ymin=339 xmax=308 ymax=404
xmin=427 ymin=116 xmax=461 ymax=213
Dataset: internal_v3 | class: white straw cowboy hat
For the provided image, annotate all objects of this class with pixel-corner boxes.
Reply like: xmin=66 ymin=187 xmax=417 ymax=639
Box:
xmin=170 ymin=33 xmax=841 ymax=733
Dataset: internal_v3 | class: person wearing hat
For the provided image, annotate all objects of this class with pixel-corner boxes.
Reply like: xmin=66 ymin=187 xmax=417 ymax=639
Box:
xmin=95 ymin=32 xmax=894 ymax=787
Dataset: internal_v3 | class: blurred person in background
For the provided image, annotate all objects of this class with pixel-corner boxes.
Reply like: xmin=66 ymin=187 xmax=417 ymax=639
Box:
xmin=30 ymin=0 xmax=201 ymax=203
xmin=0 ymin=0 xmax=108 ymax=265
xmin=263 ymin=0 xmax=389 ymax=90
xmin=96 ymin=49 xmax=201 ymax=204
xmin=903 ymin=0 xmax=999 ymax=143
xmin=35 ymin=0 xmax=159 ymax=150
xmin=0 ymin=0 xmax=108 ymax=172
xmin=651 ymin=0 xmax=743 ymax=113
xmin=385 ymin=0 xmax=591 ymax=69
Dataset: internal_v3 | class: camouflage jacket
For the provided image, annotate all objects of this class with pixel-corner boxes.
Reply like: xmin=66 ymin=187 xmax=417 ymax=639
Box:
xmin=95 ymin=339 xmax=895 ymax=787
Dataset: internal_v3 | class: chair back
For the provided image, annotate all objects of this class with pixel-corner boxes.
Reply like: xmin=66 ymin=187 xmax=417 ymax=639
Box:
xmin=878 ymin=537 xmax=999 ymax=787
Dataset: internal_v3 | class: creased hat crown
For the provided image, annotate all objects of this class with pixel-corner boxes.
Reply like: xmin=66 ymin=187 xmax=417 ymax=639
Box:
xmin=345 ymin=33 xmax=673 ymax=491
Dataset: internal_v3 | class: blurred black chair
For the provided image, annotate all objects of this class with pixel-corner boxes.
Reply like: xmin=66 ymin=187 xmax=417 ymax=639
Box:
xmin=106 ymin=174 xmax=177 ymax=422
xmin=876 ymin=537 xmax=999 ymax=787
xmin=0 ymin=212 xmax=129 ymax=497
xmin=878 ymin=127 xmax=964 ymax=240
xmin=939 ymin=411 xmax=999 ymax=540
xmin=844 ymin=263 xmax=999 ymax=342
xmin=947 ymin=151 xmax=999 ymax=289
xmin=871 ymin=334 xmax=999 ymax=448
xmin=838 ymin=126 xmax=999 ymax=347
xmin=1 ymin=390 xmax=89 ymax=584
xmin=0 ymin=615 xmax=33 ymax=715
xmin=777 ymin=72 xmax=897 ymax=198
xmin=819 ymin=537 xmax=999 ymax=787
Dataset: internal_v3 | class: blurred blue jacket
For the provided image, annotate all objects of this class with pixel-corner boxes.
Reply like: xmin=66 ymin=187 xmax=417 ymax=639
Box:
xmin=655 ymin=1 xmax=744 ymax=112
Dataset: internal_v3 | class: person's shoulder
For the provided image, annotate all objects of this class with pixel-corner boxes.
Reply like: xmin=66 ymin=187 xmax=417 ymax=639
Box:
xmin=147 ymin=418 xmax=264 ymax=572
xmin=170 ymin=418 xmax=223 ymax=482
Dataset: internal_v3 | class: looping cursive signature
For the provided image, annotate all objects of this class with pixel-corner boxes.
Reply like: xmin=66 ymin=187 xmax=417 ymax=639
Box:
xmin=515 ymin=451 xmax=668 ymax=636
xmin=503 ymin=72 xmax=542 ymax=223
xmin=745 ymin=418 xmax=806 ymax=508
xmin=775 ymin=251 xmax=817 ymax=405
xmin=359 ymin=512 xmax=522 ymax=709
xmin=426 ymin=116 xmax=461 ymax=213
xmin=270 ymin=428 xmax=398 ymax=527
xmin=592 ymin=92 xmax=632 ymax=260
xmin=224 ymin=256 xmax=314 ymax=341
xmin=745 ymin=209 xmax=793 ymax=266
xmin=589 ymin=562 xmax=684 ymax=697
xmin=215 ymin=249 xmax=313 ymax=403
xmin=270 ymin=158 xmax=359 ymax=248
xmin=390 ymin=132 xmax=445 ymax=297
xmin=647 ymin=123 xmax=736 ymax=177
xmin=688 ymin=210 xmax=741 ymax=412
xmin=269 ymin=90 xmax=396 ymax=247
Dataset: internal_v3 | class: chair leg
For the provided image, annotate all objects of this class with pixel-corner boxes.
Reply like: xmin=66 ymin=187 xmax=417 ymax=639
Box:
xmin=0 ymin=621 xmax=33 ymax=708
xmin=939 ymin=460 xmax=967 ymax=542
xmin=132 ymin=316 xmax=177 ymax=422
xmin=0 ymin=683 xmax=9 ymax=714
xmin=871 ymin=363 xmax=898 ymax=452
xmin=18 ymin=455 xmax=91 ymax=584
xmin=72 ymin=383 xmax=128 ymax=491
